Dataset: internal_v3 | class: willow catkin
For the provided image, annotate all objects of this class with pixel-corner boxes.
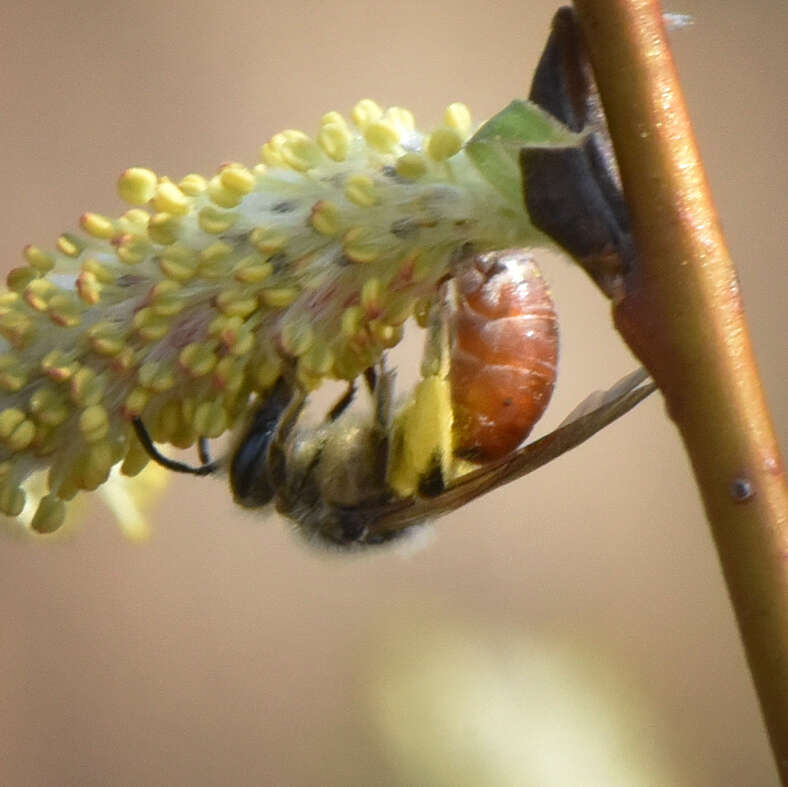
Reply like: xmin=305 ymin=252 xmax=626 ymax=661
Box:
xmin=0 ymin=99 xmax=574 ymax=532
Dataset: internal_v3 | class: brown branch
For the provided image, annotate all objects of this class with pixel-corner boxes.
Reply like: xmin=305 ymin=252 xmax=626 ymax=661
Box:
xmin=566 ymin=0 xmax=788 ymax=779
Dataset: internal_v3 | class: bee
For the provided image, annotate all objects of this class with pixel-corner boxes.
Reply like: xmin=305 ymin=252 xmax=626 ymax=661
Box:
xmin=134 ymin=249 xmax=653 ymax=547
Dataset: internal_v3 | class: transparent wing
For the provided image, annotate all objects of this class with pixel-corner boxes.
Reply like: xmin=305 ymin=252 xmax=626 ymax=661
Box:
xmin=362 ymin=368 xmax=657 ymax=536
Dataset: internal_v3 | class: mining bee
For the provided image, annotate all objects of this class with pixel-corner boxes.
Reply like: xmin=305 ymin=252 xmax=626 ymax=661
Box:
xmin=133 ymin=248 xmax=654 ymax=547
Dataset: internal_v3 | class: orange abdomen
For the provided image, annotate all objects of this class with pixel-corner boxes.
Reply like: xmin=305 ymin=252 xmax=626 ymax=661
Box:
xmin=449 ymin=250 xmax=558 ymax=462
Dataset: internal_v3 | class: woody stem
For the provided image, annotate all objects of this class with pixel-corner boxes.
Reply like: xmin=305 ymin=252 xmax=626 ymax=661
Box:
xmin=568 ymin=0 xmax=788 ymax=779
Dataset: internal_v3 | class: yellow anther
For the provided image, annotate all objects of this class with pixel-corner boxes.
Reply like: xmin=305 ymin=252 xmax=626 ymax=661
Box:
xmin=216 ymin=289 xmax=258 ymax=318
xmin=138 ymin=360 xmax=176 ymax=393
xmin=352 ymin=99 xmax=383 ymax=131
xmin=6 ymin=267 xmax=37 ymax=293
xmin=150 ymin=281 xmax=185 ymax=317
xmin=317 ymin=122 xmax=351 ymax=161
xmin=259 ymin=287 xmax=299 ymax=309
xmin=76 ymin=270 xmax=102 ymax=305
xmin=360 ymin=277 xmax=382 ymax=314
xmin=70 ymin=367 xmax=108 ymax=407
xmin=120 ymin=208 xmax=151 ymax=229
xmin=426 ymin=127 xmax=463 ymax=161
xmin=200 ymin=240 xmax=233 ymax=263
xmin=310 ymin=200 xmax=341 ymax=236
xmin=249 ymin=226 xmax=287 ymax=254
xmin=226 ymin=323 xmax=254 ymax=356
xmin=178 ymin=172 xmax=208 ymax=196
xmin=251 ymin=163 xmax=267 ymax=177
xmin=0 ymin=408 xmax=25 ymax=438
xmin=56 ymin=233 xmax=85 ymax=257
xmin=0 ymin=311 xmax=33 ymax=348
xmin=114 ymin=233 xmax=151 ymax=265
xmin=207 ymin=174 xmax=242 ymax=208
xmin=111 ymin=346 xmax=135 ymax=374
xmin=24 ymin=278 xmax=56 ymax=311
xmin=444 ymin=102 xmax=472 ymax=136
xmin=341 ymin=305 xmax=364 ymax=337
xmin=219 ymin=164 xmax=255 ymax=194
xmin=40 ymin=349 xmax=76 ymax=382
xmin=280 ymin=131 xmax=322 ymax=172
xmin=197 ymin=206 xmax=237 ymax=234
xmin=159 ymin=246 xmax=198 ymax=281
xmin=364 ymin=119 xmax=400 ymax=153
xmin=0 ymin=484 xmax=25 ymax=517
xmin=121 ymin=436 xmax=149 ymax=476
xmin=31 ymin=494 xmax=67 ymax=534
xmin=259 ymin=140 xmax=284 ymax=168
xmin=234 ymin=257 xmax=273 ymax=284
xmin=81 ymin=257 xmax=116 ymax=284
xmin=47 ymin=293 xmax=83 ymax=327
xmin=132 ymin=307 xmax=171 ymax=342
xmin=147 ymin=212 xmax=182 ymax=245
xmin=193 ymin=399 xmax=227 ymax=439
xmin=253 ymin=358 xmax=283 ymax=392
xmin=371 ymin=320 xmax=403 ymax=348
xmin=87 ymin=321 xmax=125 ymax=357
xmin=343 ymin=226 xmax=380 ymax=263
xmin=344 ymin=174 xmax=378 ymax=207
xmin=321 ymin=111 xmax=349 ymax=129
xmin=0 ymin=357 xmax=27 ymax=391
xmin=153 ymin=179 xmax=190 ymax=215
xmin=280 ymin=318 xmax=314 ymax=357
xmin=23 ymin=245 xmax=55 ymax=273
xmin=30 ymin=388 xmax=69 ymax=426
xmin=385 ymin=106 xmax=415 ymax=131
xmin=123 ymin=387 xmax=149 ymax=418
xmin=79 ymin=404 xmax=110 ymax=442
xmin=80 ymin=212 xmax=116 ymax=239
xmin=395 ymin=152 xmax=428 ymax=179
xmin=179 ymin=342 xmax=217 ymax=377
xmin=300 ymin=341 xmax=334 ymax=377
xmin=0 ymin=414 xmax=35 ymax=452
xmin=118 ymin=167 xmax=158 ymax=205
xmin=383 ymin=292 xmax=414 ymax=325
xmin=80 ymin=439 xmax=114 ymax=489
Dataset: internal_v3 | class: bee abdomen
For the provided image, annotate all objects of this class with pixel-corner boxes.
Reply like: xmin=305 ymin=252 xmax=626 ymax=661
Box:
xmin=449 ymin=250 xmax=558 ymax=462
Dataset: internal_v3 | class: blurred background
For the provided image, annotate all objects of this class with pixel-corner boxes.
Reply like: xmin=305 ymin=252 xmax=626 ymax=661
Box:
xmin=0 ymin=0 xmax=785 ymax=784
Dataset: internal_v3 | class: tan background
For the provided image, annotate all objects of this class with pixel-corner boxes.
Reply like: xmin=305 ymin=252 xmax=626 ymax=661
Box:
xmin=1 ymin=0 xmax=785 ymax=784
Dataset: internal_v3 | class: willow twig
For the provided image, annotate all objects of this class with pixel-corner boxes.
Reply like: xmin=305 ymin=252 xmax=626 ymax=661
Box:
xmin=569 ymin=0 xmax=788 ymax=778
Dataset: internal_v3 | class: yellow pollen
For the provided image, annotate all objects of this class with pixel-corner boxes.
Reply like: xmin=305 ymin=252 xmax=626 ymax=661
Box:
xmin=426 ymin=127 xmax=463 ymax=161
xmin=23 ymin=245 xmax=55 ymax=272
xmin=31 ymin=494 xmax=67 ymax=534
xmin=352 ymin=99 xmax=383 ymax=131
xmin=344 ymin=174 xmax=378 ymax=207
xmin=80 ymin=212 xmax=116 ymax=239
xmin=178 ymin=173 xmax=208 ymax=196
xmin=395 ymin=152 xmax=428 ymax=179
xmin=117 ymin=167 xmax=158 ymax=206
xmin=310 ymin=200 xmax=340 ymax=236
xmin=153 ymin=180 xmax=190 ymax=215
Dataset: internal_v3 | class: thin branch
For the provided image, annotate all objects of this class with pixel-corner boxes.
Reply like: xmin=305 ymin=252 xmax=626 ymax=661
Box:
xmin=569 ymin=0 xmax=788 ymax=778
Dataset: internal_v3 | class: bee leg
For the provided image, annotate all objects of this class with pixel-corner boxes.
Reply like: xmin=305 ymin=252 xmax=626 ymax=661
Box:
xmin=523 ymin=6 xmax=634 ymax=300
xmin=197 ymin=436 xmax=212 ymax=465
xmin=230 ymin=377 xmax=301 ymax=507
xmin=327 ymin=381 xmax=357 ymax=422
xmin=131 ymin=417 xmax=219 ymax=476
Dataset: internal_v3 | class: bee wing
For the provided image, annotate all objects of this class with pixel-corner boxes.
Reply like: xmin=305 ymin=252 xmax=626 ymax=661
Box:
xmin=366 ymin=368 xmax=657 ymax=534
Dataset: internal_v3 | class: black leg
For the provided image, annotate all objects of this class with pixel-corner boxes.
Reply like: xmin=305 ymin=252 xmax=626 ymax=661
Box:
xmin=132 ymin=417 xmax=219 ymax=476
